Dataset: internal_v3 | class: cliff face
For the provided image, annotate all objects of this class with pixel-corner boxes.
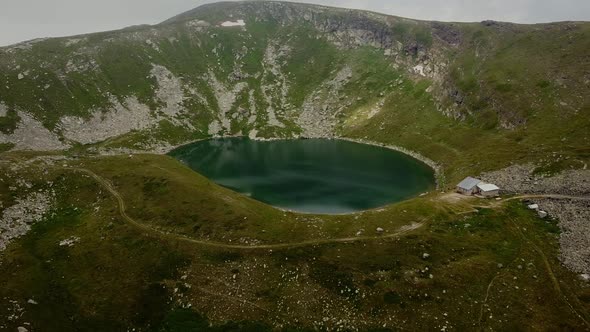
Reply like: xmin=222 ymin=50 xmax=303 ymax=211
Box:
xmin=0 ymin=1 xmax=588 ymax=171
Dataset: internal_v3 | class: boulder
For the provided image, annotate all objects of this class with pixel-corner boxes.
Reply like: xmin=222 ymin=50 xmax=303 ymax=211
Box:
xmin=538 ymin=211 xmax=548 ymax=219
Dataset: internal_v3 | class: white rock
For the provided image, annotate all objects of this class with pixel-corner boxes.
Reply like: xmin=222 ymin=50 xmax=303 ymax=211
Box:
xmin=423 ymin=253 xmax=430 ymax=259
xmin=18 ymin=327 xmax=29 ymax=332
xmin=580 ymin=274 xmax=590 ymax=282
xmin=59 ymin=236 xmax=80 ymax=247
xmin=413 ymin=65 xmax=426 ymax=77
xmin=527 ymin=204 xmax=539 ymax=210
xmin=376 ymin=227 xmax=384 ymax=233
xmin=538 ymin=211 xmax=548 ymax=219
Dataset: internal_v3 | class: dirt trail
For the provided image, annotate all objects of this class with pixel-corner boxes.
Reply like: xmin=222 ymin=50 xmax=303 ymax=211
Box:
xmin=67 ymin=167 xmax=423 ymax=250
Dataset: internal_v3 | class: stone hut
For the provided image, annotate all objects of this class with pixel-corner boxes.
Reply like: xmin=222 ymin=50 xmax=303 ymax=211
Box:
xmin=456 ymin=177 xmax=482 ymax=195
xmin=477 ymin=183 xmax=500 ymax=197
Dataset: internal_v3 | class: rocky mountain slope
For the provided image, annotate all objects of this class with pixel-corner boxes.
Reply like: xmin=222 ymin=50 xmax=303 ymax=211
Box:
xmin=0 ymin=1 xmax=588 ymax=181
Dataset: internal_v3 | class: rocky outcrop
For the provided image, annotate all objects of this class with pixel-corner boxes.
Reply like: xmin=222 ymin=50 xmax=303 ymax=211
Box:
xmin=297 ymin=66 xmax=353 ymax=137
xmin=0 ymin=112 xmax=67 ymax=151
xmin=480 ymin=164 xmax=590 ymax=197
xmin=60 ymin=64 xmax=197 ymax=145
xmin=207 ymin=70 xmax=248 ymax=136
xmin=260 ymin=40 xmax=290 ymax=128
xmin=0 ymin=191 xmax=54 ymax=251
xmin=481 ymin=164 xmax=590 ymax=274
xmin=538 ymin=198 xmax=590 ymax=274
xmin=60 ymin=95 xmax=154 ymax=145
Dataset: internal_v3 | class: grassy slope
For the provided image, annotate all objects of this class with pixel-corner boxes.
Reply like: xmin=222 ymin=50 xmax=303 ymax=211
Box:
xmin=342 ymin=22 xmax=590 ymax=185
xmin=0 ymin=153 xmax=588 ymax=330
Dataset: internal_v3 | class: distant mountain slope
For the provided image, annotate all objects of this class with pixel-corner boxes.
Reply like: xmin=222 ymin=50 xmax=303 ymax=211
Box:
xmin=0 ymin=1 xmax=588 ymax=180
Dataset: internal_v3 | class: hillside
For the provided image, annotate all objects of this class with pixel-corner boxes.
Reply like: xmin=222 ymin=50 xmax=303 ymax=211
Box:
xmin=0 ymin=1 xmax=590 ymax=331
xmin=0 ymin=1 xmax=588 ymax=181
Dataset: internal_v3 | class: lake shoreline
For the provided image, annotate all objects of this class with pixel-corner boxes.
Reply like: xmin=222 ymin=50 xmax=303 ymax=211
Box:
xmin=100 ymin=134 xmax=443 ymax=189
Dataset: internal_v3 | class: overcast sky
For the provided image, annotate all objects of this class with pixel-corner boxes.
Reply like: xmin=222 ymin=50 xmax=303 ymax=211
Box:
xmin=1 ymin=0 xmax=589 ymax=46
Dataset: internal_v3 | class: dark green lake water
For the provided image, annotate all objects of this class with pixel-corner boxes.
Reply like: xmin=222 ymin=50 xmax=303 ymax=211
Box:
xmin=169 ymin=138 xmax=435 ymax=214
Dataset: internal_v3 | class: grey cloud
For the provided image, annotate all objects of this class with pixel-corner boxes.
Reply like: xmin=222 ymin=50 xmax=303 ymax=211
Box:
xmin=0 ymin=0 xmax=588 ymax=46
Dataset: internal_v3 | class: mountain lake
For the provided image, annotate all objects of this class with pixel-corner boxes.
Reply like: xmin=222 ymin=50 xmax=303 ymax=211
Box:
xmin=169 ymin=138 xmax=435 ymax=214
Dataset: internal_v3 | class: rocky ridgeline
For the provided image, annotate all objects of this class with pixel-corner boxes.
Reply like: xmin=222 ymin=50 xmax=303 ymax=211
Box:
xmin=481 ymin=165 xmax=590 ymax=274
xmin=0 ymin=0 xmax=461 ymax=152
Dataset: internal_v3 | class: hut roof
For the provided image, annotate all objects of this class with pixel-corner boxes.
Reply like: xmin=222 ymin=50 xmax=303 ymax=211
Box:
xmin=477 ymin=183 xmax=500 ymax=192
xmin=457 ymin=177 xmax=482 ymax=190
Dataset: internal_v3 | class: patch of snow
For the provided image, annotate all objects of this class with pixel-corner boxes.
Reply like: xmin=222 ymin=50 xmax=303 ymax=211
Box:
xmin=220 ymin=20 xmax=246 ymax=27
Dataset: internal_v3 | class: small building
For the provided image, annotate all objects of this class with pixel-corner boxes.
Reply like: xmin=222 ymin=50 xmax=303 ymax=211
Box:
xmin=477 ymin=183 xmax=500 ymax=197
xmin=456 ymin=177 xmax=482 ymax=195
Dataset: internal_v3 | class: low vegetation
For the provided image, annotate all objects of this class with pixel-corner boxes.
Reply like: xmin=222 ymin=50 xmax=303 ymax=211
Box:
xmin=0 ymin=1 xmax=589 ymax=330
xmin=0 ymin=153 xmax=588 ymax=330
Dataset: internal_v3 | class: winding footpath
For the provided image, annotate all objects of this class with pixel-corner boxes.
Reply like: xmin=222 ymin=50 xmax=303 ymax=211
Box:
xmin=67 ymin=167 xmax=423 ymax=250
xmin=68 ymin=167 xmax=590 ymax=250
